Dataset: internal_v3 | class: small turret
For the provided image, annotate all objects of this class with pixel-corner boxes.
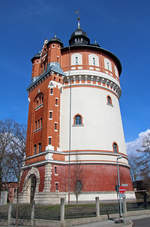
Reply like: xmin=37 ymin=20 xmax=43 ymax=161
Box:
xmin=31 ymin=52 xmax=41 ymax=80
xmin=47 ymin=35 xmax=63 ymax=64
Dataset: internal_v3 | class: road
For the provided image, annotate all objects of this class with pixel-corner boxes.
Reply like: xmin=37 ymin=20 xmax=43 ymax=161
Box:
xmin=132 ymin=217 xmax=150 ymax=227
xmin=73 ymin=217 xmax=150 ymax=227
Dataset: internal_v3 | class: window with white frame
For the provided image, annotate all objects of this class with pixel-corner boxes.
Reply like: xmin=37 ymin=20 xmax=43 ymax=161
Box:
xmin=49 ymin=111 xmax=53 ymax=119
xmin=114 ymin=65 xmax=119 ymax=77
xmin=71 ymin=53 xmax=82 ymax=65
xmin=104 ymin=58 xmax=112 ymax=71
xmin=88 ymin=54 xmax=99 ymax=66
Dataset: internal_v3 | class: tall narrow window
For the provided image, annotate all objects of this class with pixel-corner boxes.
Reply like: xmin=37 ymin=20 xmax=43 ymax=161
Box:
xmin=107 ymin=96 xmax=112 ymax=105
xmin=104 ymin=58 xmax=112 ymax=72
xmin=107 ymin=62 xmax=110 ymax=70
xmin=55 ymin=98 xmax=58 ymax=105
xmin=49 ymin=111 xmax=53 ymax=119
xmin=40 ymin=118 xmax=42 ymax=128
xmin=55 ymin=183 xmax=59 ymax=191
xmin=93 ymin=57 xmax=96 ymax=65
xmin=54 ymin=123 xmax=57 ymax=130
xmin=54 ymin=167 xmax=57 ymax=174
xmin=113 ymin=143 xmax=118 ymax=153
xmin=74 ymin=114 xmax=82 ymax=125
xmin=48 ymin=137 xmax=51 ymax=145
xmin=75 ymin=56 xmax=78 ymax=64
xmin=50 ymin=88 xmax=53 ymax=95
xmin=34 ymin=144 xmax=37 ymax=155
xmin=35 ymin=121 xmax=37 ymax=130
xmin=39 ymin=143 xmax=42 ymax=153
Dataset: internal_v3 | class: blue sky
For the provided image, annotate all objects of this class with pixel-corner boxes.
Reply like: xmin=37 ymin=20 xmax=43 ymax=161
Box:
xmin=0 ymin=0 xmax=150 ymax=143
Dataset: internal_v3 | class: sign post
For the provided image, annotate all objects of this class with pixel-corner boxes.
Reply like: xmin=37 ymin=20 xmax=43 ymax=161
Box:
xmin=119 ymin=186 xmax=126 ymax=194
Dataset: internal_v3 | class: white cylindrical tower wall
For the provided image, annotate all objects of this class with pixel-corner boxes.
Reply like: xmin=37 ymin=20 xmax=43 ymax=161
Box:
xmin=60 ymin=83 xmax=126 ymax=152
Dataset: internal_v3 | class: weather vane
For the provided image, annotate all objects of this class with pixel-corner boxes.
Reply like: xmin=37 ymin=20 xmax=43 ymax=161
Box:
xmin=75 ymin=10 xmax=80 ymax=29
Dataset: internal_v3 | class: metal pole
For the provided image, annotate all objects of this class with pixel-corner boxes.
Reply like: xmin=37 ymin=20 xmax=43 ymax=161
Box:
xmin=117 ymin=156 xmax=122 ymax=218
xmin=68 ymin=46 xmax=71 ymax=204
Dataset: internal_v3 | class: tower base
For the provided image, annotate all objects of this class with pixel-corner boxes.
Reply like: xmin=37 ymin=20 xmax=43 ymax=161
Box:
xmin=18 ymin=191 xmax=135 ymax=204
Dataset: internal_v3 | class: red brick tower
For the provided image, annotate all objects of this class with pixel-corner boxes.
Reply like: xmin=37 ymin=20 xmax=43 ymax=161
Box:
xmin=19 ymin=23 xmax=134 ymax=204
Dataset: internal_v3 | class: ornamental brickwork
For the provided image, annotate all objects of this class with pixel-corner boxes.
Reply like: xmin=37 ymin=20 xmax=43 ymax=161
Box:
xmin=19 ymin=24 xmax=135 ymax=204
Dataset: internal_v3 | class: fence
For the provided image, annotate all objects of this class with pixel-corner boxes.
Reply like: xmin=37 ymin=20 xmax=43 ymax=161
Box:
xmin=0 ymin=196 xmax=130 ymax=226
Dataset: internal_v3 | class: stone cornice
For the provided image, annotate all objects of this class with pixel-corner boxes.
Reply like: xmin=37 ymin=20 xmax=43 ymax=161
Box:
xmin=63 ymin=74 xmax=121 ymax=98
xmin=22 ymin=159 xmax=130 ymax=169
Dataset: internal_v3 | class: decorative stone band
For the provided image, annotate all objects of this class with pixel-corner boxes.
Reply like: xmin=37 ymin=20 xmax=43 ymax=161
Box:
xmin=63 ymin=70 xmax=121 ymax=98
xmin=22 ymin=150 xmax=130 ymax=170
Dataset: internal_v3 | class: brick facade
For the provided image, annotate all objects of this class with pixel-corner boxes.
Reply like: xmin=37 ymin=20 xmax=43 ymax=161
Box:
xmin=19 ymin=25 xmax=134 ymax=204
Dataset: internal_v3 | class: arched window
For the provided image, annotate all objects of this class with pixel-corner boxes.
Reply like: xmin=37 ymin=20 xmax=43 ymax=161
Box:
xmin=88 ymin=54 xmax=99 ymax=66
xmin=34 ymin=93 xmax=44 ymax=109
xmin=113 ymin=143 xmax=118 ymax=153
xmin=104 ymin=58 xmax=112 ymax=72
xmin=74 ymin=114 xmax=83 ymax=126
xmin=107 ymin=96 xmax=112 ymax=105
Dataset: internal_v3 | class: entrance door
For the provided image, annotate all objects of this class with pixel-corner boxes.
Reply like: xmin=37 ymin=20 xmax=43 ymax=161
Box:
xmin=30 ymin=175 xmax=36 ymax=203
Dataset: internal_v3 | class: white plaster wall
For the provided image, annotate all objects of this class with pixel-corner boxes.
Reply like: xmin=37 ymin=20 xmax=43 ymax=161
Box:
xmin=60 ymin=84 xmax=126 ymax=157
xmin=69 ymin=191 xmax=135 ymax=202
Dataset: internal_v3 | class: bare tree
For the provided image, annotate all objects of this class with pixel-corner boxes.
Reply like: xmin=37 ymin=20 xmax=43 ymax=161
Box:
xmin=128 ymin=153 xmax=140 ymax=182
xmin=0 ymin=119 xmax=26 ymax=185
xmin=136 ymin=132 xmax=150 ymax=191
xmin=0 ymin=119 xmax=26 ymax=227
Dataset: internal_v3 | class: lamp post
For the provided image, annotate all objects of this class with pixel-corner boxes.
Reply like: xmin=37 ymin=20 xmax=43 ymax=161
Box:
xmin=117 ymin=155 xmax=123 ymax=218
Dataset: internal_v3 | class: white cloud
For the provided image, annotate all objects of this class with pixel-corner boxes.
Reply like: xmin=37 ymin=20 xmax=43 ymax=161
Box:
xmin=126 ymin=129 xmax=150 ymax=157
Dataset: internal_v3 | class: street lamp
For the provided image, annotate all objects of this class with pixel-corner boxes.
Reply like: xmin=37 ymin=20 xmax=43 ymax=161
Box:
xmin=116 ymin=155 xmax=123 ymax=218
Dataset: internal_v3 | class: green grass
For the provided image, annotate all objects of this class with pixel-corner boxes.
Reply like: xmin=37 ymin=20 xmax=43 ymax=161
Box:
xmin=0 ymin=202 xmax=150 ymax=220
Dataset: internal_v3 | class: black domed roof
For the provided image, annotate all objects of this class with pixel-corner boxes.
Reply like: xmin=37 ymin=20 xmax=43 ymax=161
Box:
xmin=48 ymin=35 xmax=63 ymax=47
xmin=69 ymin=28 xmax=90 ymax=46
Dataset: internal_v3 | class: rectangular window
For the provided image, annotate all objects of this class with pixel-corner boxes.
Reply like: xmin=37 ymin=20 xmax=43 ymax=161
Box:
xmin=54 ymin=123 xmax=57 ymax=130
xmin=35 ymin=121 xmax=37 ymax=130
xmin=48 ymin=137 xmax=52 ymax=145
xmin=75 ymin=56 xmax=78 ymax=64
xmin=50 ymin=88 xmax=53 ymax=95
xmin=55 ymin=183 xmax=59 ymax=191
xmin=54 ymin=166 xmax=57 ymax=174
xmin=40 ymin=118 xmax=42 ymax=128
xmin=49 ymin=111 xmax=53 ymax=119
xmin=39 ymin=143 xmax=42 ymax=153
xmin=55 ymin=98 xmax=58 ymax=105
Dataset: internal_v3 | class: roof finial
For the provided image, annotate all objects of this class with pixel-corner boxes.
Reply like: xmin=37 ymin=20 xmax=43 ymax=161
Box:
xmin=75 ymin=10 xmax=80 ymax=29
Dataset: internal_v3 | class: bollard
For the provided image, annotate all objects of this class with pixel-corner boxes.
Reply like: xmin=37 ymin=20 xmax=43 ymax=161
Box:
xmin=122 ymin=195 xmax=127 ymax=223
xmin=60 ymin=198 xmax=65 ymax=222
xmin=123 ymin=195 xmax=127 ymax=215
xmin=8 ymin=202 xmax=12 ymax=226
xmin=31 ymin=201 xmax=35 ymax=227
xmin=95 ymin=197 xmax=100 ymax=217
